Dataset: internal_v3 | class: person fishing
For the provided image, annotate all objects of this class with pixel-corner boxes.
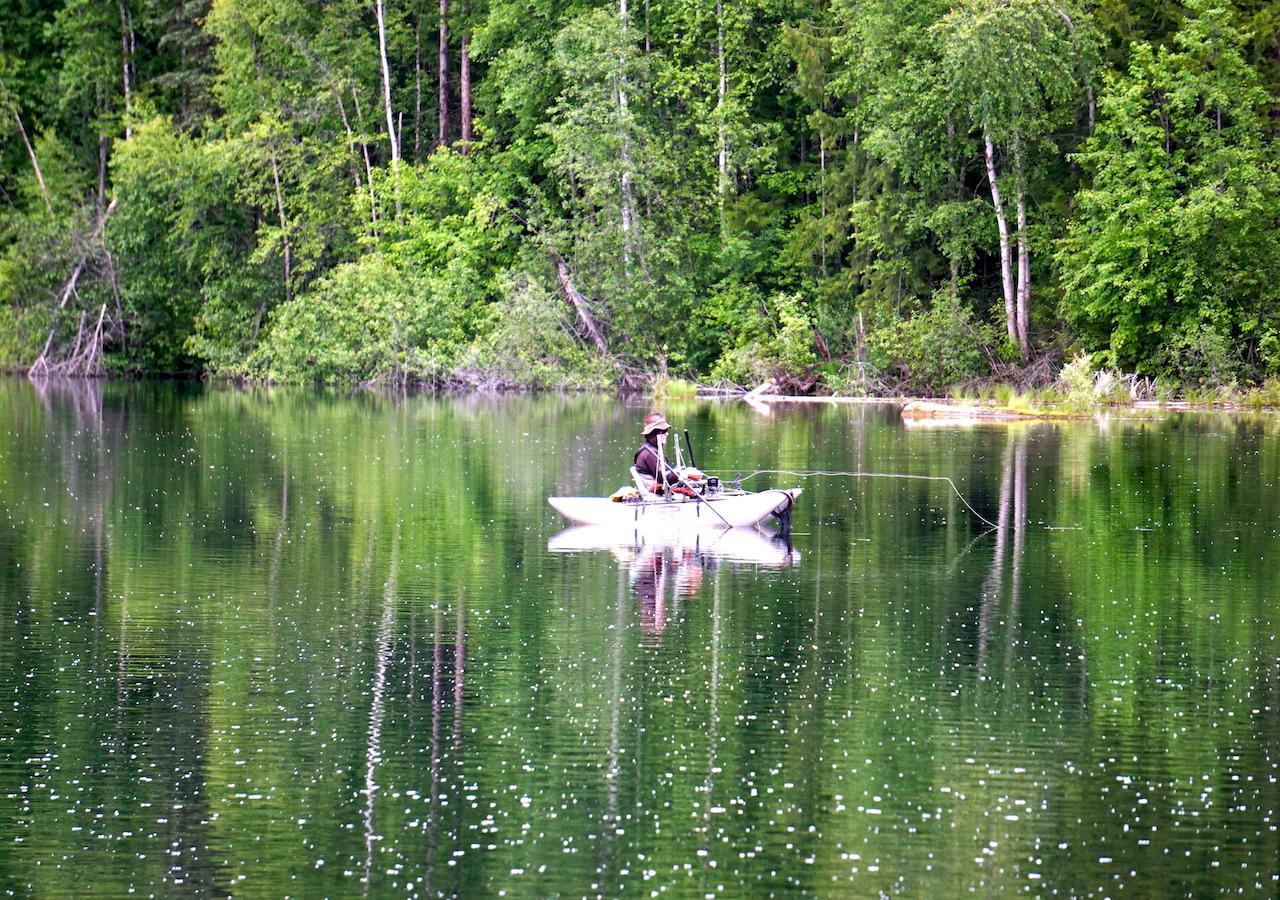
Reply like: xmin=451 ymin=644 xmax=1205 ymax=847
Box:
xmin=634 ymin=412 xmax=703 ymax=495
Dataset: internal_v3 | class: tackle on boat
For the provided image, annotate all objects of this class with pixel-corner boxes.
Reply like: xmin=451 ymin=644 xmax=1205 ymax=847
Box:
xmin=547 ymin=411 xmax=801 ymax=531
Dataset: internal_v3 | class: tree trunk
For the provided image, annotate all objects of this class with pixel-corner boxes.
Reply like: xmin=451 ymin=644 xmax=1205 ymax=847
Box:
xmin=617 ymin=0 xmax=636 ymax=270
xmin=269 ymin=151 xmax=292 ymax=303
xmin=460 ymin=34 xmax=472 ymax=150
xmin=554 ymin=255 xmax=610 ymax=356
xmin=716 ymin=0 xmax=728 ymax=227
xmin=332 ymin=87 xmax=364 ymax=195
xmin=374 ymin=0 xmax=400 ymax=163
xmin=351 ymin=86 xmax=379 ymax=231
xmin=97 ymin=135 xmax=108 ymax=214
xmin=1012 ymin=135 xmax=1031 ymax=360
xmin=1054 ymin=6 xmax=1095 ymax=133
xmin=414 ymin=15 xmax=423 ymax=159
xmin=1015 ymin=190 xmax=1031 ymax=360
xmin=820 ymin=133 xmax=828 ymax=278
xmin=29 ymin=199 xmax=117 ymax=378
xmin=118 ymin=2 xmax=134 ymax=140
xmin=14 ymin=112 xmax=52 ymax=213
xmin=948 ymin=114 xmax=961 ymax=297
xmin=438 ymin=0 xmax=450 ymax=146
xmin=984 ymin=129 xmax=1018 ymax=350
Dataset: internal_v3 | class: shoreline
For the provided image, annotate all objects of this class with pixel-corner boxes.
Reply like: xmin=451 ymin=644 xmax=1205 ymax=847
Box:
xmin=8 ymin=371 xmax=1280 ymax=416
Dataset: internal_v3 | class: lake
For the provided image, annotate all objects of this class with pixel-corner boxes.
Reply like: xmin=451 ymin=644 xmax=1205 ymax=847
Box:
xmin=0 ymin=378 xmax=1277 ymax=897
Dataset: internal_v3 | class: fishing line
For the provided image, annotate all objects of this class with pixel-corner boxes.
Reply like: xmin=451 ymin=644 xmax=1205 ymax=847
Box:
xmin=708 ymin=468 xmax=1002 ymax=531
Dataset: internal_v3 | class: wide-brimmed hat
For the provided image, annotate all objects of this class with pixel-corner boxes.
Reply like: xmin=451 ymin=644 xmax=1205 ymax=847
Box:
xmin=642 ymin=412 xmax=671 ymax=435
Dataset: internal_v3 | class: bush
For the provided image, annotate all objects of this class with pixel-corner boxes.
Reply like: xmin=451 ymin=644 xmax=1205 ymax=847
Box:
xmin=652 ymin=377 xmax=698 ymax=400
xmin=1056 ymin=352 xmax=1096 ymax=402
xmin=708 ymin=291 xmax=818 ymax=385
xmin=1242 ymin=377 xmax=1280 ymax=408
xmin=0 ymin=305 xmax=50 ymax=371
xmin=455 ymin=271 xmax=613 ymax=390
xmin=1153 ymin=321 xmax=1242 ymax=389
xmin=864 ymin=300 xmax=994 ymax=394
xmin=258 ymin=253 xmax=468 ymax=384
xmin=1056 ymin=352 xmax=1151 ymax=405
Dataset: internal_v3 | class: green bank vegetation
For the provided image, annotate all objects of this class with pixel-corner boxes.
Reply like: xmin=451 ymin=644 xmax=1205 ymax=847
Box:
xmin=1 ymin=0 xmax=1278 ymax=398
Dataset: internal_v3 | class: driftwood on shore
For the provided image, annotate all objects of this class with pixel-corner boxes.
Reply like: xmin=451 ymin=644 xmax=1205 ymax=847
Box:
xmin=900 ymin=400 xmax=1035 ymax=420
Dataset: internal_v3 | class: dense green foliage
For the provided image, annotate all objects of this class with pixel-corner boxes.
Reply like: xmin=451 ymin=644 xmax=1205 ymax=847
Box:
xmin=1 ymin=0 xmax=1277 ymax=391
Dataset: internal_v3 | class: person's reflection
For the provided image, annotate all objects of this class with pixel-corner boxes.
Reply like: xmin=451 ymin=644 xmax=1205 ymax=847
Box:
xmin=627 ymin=548 xmax=712 ymax=644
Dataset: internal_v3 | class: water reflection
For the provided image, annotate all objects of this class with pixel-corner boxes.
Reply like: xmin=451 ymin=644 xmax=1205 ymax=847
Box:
xmin=2 ymin=379 xmax=1278 ymax=897
xmin=550 ymin=525 xmax=799 ymax=643
xmin=977 ymin=427 xmax=1030 ymax=674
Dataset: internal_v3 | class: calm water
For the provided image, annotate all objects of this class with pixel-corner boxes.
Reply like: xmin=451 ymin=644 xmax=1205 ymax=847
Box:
xmin=0 ymin=379 xmax=1277 ymax=897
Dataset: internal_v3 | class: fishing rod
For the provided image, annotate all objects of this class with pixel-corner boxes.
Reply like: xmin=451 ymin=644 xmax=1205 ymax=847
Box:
xmin=707 ymin=468 xmax=1002 ymax=531
xmin=655 ymin=433 xmax=733 ymax=528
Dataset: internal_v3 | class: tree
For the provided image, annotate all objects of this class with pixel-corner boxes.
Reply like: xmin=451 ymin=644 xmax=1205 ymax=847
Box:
xmin=937 ymin=0 xmax=1093 ymax=360
xmin=1057 ymin=0 xmax=1280 ymax=376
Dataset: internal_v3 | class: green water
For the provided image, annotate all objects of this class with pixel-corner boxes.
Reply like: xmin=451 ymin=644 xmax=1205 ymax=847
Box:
xmin=1 ymin=379 xmax=1277 ymax=897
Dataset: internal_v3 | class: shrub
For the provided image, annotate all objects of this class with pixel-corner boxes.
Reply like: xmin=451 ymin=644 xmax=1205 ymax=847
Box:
xmin=456 ymin=271 xmax=614 ymax=390
xmin=1056 ymin=352 xmax=1096 ymax=402
xmin=709 ymin=291 xmax=818 ymax=386
xmin=652 ymin=377 xmax=698 ymax=400
xmin=1154 ymin=321 xmax=1242 ymax=388
xmin=1242 ymin=377 xmax=1280 ymax=408
xmin=864 ymin=300 xmax=994 ymax=394
xmin=259 ymin=253 xmax=467 ymax=384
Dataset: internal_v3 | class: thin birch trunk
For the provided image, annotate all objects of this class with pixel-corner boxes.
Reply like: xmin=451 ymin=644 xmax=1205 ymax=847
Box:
xmin=98 ymin=136 xmax=108 ymax=213
xmin=118 ymin=2 xmax=134 ymax=139
xmin=438 ymin=0 xmax=450 ymax=146
xmin=948 ymin=114 xmax=960 ymax=297
xmin=14 ymin=112 xmax=52 ymax=213
xmin=351 ymin=87 xmax=379 ymax=230
xmin=414 ymin=15 xmax=423 ymax=158
xmin=984 ymin=129 xmax=1017 ymax=349
xmin=819 ymin=132 xmax=826 ymax=279
xmin=333 ymin=88 xmax=364 ymax=194
xmin=374 ymin=0 xmax=400 ymax=163
xmin=617 ymin=0 xmax=635 ymax=271
xmin=1054 ymin=6 xmax=1095 ymax=133
xmin=1014 ymin=192 xmax=1031 ymax=359
xmin=716 ymin=0 xmax=728 ymax=229
xmin=1012 ymin=135 xmax=1031 ymax=360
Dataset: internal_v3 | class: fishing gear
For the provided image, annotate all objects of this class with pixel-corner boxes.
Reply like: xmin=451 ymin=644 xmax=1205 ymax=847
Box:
xmin=708 ymin=468 xmax=1001 ymax=531
xmin=683 ymin=429 xmax=698 ymax=469
xmin=659 ymin=455 xmax=734 ymax=528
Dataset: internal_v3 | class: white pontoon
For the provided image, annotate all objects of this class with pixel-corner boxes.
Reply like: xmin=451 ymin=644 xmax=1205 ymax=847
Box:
xmin=548 ymin=487 xmax=801 ymax=529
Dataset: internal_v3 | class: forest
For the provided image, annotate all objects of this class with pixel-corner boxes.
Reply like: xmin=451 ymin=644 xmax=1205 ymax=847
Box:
xmin=1 ymin=0 xmax=1278 ymax=394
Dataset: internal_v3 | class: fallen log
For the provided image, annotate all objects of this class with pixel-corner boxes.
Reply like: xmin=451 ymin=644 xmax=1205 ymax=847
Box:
xmin=553 ymin=254 xmax=609 ymax=357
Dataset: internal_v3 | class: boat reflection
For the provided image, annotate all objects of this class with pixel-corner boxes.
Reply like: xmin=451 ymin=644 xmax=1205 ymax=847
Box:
xmin=549 ymin=525 xmax=800 ymax=644
xmin=549 ymin=524 xmax=801 ymax=567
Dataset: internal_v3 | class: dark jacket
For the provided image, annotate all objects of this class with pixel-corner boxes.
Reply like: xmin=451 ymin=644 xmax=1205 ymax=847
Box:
xmin=634 ymin=440 xmax=679 ymax=485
